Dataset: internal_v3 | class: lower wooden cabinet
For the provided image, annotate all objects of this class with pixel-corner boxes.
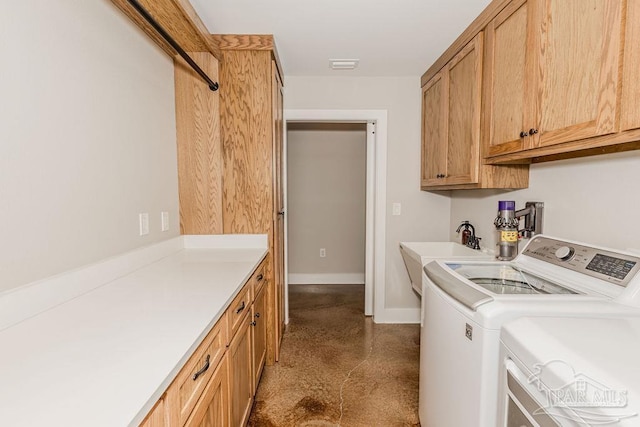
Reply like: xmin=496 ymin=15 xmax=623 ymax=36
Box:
xmin=169 ymin=318 xmax=226 ymax=425
xmin=252 ymin=286 xmax=267 ymax=390
xmin=139 ymin=398 xmax=166 ymax=427
xmin=140 ymin=258 xmax=268 ymax=427
xmin=229 ymin=312 xmax=254 ymax=427
xmin=184 ymin=356 xmax=229 ymax=427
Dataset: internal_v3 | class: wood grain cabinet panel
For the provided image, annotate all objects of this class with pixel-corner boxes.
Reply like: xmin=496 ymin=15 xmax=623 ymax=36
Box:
xmin=216 ymin=36 xmax=285 ymax=364
xmin=484 ymin=0 xmax=533 ymax=156
xmin=483 ymin=0 xmax=630 ymax=162
xmin=446 ymin=35 xmax=482 ymax=185
xmin=174 ymin=53 xmax=223 ymax=235
xmin=165 ymin=313 xmax=227 ymax=426
xmin=228 ymin=313 xmax=253 ymax=427
xmin=228 ymin=283 xmax=252 ymax=340
xmin=421 ymin=33 xmax=482 ymax=189
xmin=421 ymin=72 xmax=447 ymax=187
xmin=139 ymin=398 xmax=166 ymax=427
xmin=535 ymin=0 xmax=622 ymax=147
xmin=621 ymin=0 xmax=640 ymax=132
xmin=272 ymin=63 xmax=286 ymax=353
xmin=421 ymin=33 xmax=526 ymax=190
xmin=252 ymin=286 xmax=267 ymax=391
xmin=184 ymin=357 xmax=229 ymax=427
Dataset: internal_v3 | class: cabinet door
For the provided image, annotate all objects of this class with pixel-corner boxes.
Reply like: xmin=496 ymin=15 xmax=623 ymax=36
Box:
xmin=185 ymin=357 xmax=229 ymax=427
xmin=445 ymin=32 xmax=482 ymax=185
xmin=139 ymin=398 xmax=166 ymax=427
xmin=535 ymin=0 xmax=622 ymax=147
xmin=229 ymin=314 xmax=253 ymax=427
xmin=271 ymin=61 xmax=285 ymax=361
xmin=485 ymin=0 xmax=535 ymax=157
xmin=421 ymin=71 xmax=447 ymax=187
xmin=621 ymin=0 xmax=640 ymax=132
xmin=252 ymin=286 xmax=267 ymax=391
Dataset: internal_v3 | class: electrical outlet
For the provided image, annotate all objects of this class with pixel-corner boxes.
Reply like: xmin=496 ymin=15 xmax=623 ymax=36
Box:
xmin=392 ymin=202 xmax=402 ymax=216
xmin=320 ymin=248 xmax=326 ymax=258
xmin=161 ymin=211 xmax=169 ymax=232
xmin=139 ymin=213 xmax=149 ymax=236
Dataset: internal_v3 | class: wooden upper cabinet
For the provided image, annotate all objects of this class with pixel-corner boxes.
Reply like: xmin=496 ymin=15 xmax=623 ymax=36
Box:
xmin=446 ymin=34 xmax=482 ymax=185
xmin=421 ymin=34 xmax=482 ymax=188
xmin=421 ymin=31 xmax=528 ymax=190
xmin=486 ymin=0 xmax=624 ymax=157
xmin=621 ymin=0 xmax=640 ymax=132
xmin=535 ymin=0 xmax=622 ymax=147
xmin=485 ymin=0 xmax=533 ymax=157
xmin=421 ymin=72 xmax=447 ymax=187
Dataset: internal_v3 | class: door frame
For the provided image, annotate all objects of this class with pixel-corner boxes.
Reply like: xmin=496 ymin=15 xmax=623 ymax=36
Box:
xmin=283 ymin=109 xmax=388 ymax=321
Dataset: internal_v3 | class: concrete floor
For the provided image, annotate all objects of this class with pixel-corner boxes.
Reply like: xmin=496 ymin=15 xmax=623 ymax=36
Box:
xmin=248 ymin=284 xmax=421 ymax=427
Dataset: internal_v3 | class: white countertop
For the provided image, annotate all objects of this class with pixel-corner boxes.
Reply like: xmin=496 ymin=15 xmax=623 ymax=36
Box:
xmin=0 ymin=236 xmax=267 ymax=427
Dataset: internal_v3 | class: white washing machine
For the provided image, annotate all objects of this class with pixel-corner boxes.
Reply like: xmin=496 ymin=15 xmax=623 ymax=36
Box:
xmin=499 ymin=316 xmax=640 ymax=426
xmin=419 ymin=235 xmax=640 ymax=427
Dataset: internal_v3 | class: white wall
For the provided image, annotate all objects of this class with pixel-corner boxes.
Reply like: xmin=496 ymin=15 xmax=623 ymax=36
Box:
xmin=0 ymin=2 xmax=179 ymax=293
xmin=284 ymin=76 xmax=451 ymax=313
xmin=287 ymin=123 xmax=366 ymax=282
xmin=449 ymin=150 xmax=640 ymax=253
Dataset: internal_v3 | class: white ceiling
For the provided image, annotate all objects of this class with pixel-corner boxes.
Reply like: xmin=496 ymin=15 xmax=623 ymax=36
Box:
xmin=190 ymin=0 xmax=492 ymax=77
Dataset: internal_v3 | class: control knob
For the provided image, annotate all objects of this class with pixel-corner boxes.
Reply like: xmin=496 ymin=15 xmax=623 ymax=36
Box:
xmin=555 ymin=246 xmax=575 ymax=261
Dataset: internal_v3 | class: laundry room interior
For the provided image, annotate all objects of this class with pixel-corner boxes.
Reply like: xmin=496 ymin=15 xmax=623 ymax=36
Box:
xmin=2 ymin=0 xmax=640 ymax=426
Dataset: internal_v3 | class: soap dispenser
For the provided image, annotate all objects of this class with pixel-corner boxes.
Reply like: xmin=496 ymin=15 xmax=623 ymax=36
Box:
xmin=456 ymin=221 xmax=473 ymax=246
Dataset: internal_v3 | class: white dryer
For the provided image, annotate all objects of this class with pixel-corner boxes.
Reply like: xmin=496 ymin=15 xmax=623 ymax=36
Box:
xmin=419 ymin=235 xmax=640 ymax=427
xmin=499 ymin=316 xmax=640 ymax=426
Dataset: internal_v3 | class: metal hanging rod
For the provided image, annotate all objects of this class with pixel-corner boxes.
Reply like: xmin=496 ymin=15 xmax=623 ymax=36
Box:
xmin=126 ymin=0 xmax=219 ymax=91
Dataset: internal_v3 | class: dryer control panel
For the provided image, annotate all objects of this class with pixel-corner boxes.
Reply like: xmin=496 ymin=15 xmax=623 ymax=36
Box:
xmin=522 ymin=236 xmax=640 ymax=287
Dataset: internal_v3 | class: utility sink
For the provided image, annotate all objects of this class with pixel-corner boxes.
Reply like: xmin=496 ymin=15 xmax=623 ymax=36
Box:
xmin=400 ymin=242 xmax=493 ymax=296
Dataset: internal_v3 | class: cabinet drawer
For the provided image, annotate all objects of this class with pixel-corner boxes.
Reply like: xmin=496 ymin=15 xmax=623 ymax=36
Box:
xmin=173 ymin=315 xmax=227 ymax=425
xmin=252 ymin=259 xmax=267 ymax=296
xmin=184 ymin=355 xmax=229 ymax=427
xmin=228 ymin=283 xmax=252 ymax=340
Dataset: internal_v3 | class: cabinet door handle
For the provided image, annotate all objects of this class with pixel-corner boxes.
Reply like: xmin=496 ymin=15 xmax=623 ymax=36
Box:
xmin=519 ymin=131 xmax=528 ymax=138
xmin=256 ymin=274 xmax=264 ymax=282
xmin=255 ymin=312 xmax=260 ymax=318
xmin=192 ymin=355 xmax=210 ymax=381
xmin=236 ymin=301 xmax=246 ymax=314
xmin=251 ymin=320 xmax=257 ymax=326
xmin=529 ymin=128 xmax=538 ymax=135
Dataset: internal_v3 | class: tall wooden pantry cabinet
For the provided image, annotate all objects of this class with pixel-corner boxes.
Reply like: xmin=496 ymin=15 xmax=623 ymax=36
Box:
xmin=212 ymin=34 xmax=285 ymax=364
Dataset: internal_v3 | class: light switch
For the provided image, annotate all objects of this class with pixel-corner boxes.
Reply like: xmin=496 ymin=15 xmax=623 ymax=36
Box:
xmin=139 ymin=213 xmax=149 ymax=236
xmin=320 ymin=248 xmax=326 ymax=258
xmin=161 ymin=211 xmax=170 ymax=232
xmin=392 ymin=203 xmax=402 ymax=216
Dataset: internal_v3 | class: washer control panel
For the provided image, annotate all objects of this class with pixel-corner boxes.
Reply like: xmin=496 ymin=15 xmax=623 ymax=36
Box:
xmin=523 ymin=237 xmax=640 ymax=287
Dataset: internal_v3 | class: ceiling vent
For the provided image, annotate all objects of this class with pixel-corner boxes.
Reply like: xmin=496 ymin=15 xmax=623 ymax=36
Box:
xmin=330 ymin=59 xmax=359 ymax=70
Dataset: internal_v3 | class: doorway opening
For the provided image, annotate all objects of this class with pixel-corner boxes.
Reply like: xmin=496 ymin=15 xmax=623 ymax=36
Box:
xmin=283 ymin=110 xmax=388 ymax=323
xmin=287 ymin=122 xmax=367 ymax=301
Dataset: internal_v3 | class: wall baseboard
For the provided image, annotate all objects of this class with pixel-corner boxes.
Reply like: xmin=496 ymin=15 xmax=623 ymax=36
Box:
xmin=288 ymin=273 xmax=365 ymax=285
xmin=373 ymin=308 xmax=421 ymax=324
